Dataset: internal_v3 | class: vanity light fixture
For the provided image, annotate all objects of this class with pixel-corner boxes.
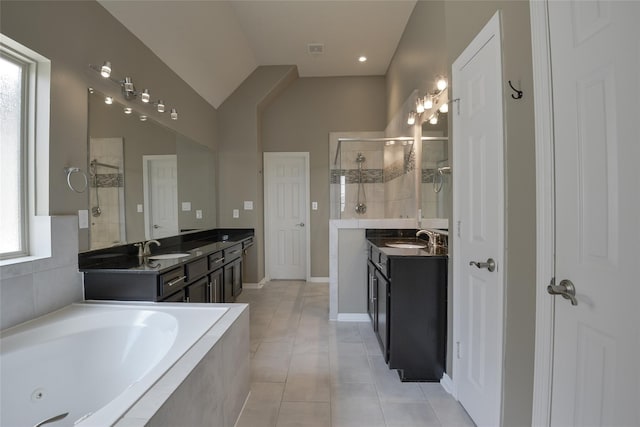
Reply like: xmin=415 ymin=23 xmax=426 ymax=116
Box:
xmin=429 ymin=113 xmax=439 ymax=125
xmin=100 ymin=61 xmax=112 ymax=78
xmin=89 ymin=61 xmax=180 ymax=120
xmin=436 ymin=76 xmax=448 ymax=91
xmin=422 ymin=94 xmax=433 ymax=110
xmin=139 ymin=115 xmax=148 ymax=122
xmin=439 ymin=102 xmax=449 ymax=113
xmin=407 ymin=111 xmax=416 ymax=126
xmin=141 ymin=89 xmax=150 ymax=103
xmin=104 ymin=96 xmax=113 ymax=105
xmin=416 ymin=98 xmax=425 ymax=114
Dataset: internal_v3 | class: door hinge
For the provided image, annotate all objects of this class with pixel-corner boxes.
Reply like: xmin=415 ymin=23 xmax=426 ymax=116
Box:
xmin=456 ymin=341 xmax=461 ymax=359
xmin=457 ymin=220 xmax=461 ymax=238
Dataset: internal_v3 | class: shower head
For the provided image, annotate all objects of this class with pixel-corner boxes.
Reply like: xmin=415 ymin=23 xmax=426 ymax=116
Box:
xmin=356 ymin=153 xmax=366 ymax=163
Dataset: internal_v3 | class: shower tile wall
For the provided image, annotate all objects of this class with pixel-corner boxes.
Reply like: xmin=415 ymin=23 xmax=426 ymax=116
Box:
xmin=331 ymin=141 xmax=385 ymax=219
xmin=421 ymin=139 xmax=449 ymax=218
xmin=89 ymin=138 xmax=126 ymax=249
xmin=384 ymin=142 xmax=416 ymax=218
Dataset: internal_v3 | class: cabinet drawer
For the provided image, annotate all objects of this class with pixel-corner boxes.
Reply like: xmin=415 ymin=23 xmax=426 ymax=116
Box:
xmin=243 ymin=237 xmax=254 ymax=249
xmin=209 ymin=251 xmax=225 ymax=270
xmin=224 ymin=244 xmax=242 ymax=261
xmin=160 ymin=267 xmax=187 ymax=297
xmin=185 ymin=257 xmax=208 ymax=282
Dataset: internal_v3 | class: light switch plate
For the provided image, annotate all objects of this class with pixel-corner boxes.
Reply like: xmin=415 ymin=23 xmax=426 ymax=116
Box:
xmin=244 ymin=201 xmax=253 ymax=210
xmin=233 ymin=209 xmax=239 ymax=218
xmin=181 ymin=202 xmax=192 ymax=211
xmin=196 ymin=210 xmax=203 ymax=219
xmin=78 ymin=210 xmax=89 ymax=229
xmin=137 ymin=204 xmax=143 ymax=213
xmin=312 ymin=201 xmax=318 ymax=210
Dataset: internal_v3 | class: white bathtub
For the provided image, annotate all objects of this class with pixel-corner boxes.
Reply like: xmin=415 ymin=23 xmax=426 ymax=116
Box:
xmin=0 ymin=302 xmax=232 ymax=427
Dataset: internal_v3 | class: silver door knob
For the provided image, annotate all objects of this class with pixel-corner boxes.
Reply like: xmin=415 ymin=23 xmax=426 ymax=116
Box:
xmin=153 ymin=224 xmax=160 ymax=229
xmin=296 ymin=222 xmax=305 ymax=227
xmin=469 ymin=258 xmax=496 ymax=272
xmin=547 ymin=279 xmax=578 ymax=306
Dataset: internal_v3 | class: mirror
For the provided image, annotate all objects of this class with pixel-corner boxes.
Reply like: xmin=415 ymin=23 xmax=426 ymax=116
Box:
xmin=87 ymin=89 xmax=216 ymax=251
xmin=420 ymin=118 xmax=451 ymax=221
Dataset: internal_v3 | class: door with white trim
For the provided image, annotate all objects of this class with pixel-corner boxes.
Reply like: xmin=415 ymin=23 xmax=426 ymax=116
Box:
xmin=264 ymin=153 xmax=309 ymax=280
xmin=547 ymin=1 xmax=640 ymax=425
xmin=452 ymin=12 xmax=505 ymax=427
xmin=143 ymin=155 xmax=178 ymax=239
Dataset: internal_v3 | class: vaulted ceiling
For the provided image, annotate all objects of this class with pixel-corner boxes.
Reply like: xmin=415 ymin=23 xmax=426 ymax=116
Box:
xmin=98 ymin=1 xmax=417 ymax=108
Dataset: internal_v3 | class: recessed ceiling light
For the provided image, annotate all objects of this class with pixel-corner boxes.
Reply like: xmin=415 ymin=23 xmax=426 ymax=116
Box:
xmin=358 ymin=56 xmax=367 ymax=63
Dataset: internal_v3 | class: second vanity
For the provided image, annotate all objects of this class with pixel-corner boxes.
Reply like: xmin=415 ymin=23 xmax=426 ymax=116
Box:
xmin=79 ymin=229 xmax=254 ymax=303
xmin=366 ymin=229 xmax=447 ymax=382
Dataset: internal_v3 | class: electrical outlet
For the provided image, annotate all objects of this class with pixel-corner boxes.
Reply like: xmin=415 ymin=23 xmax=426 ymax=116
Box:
xmin=312 ymin=201 xmax=318 ymax=210
xmin=137 ymin=204 xmax=143 ymax=213
xmin=181 ymin=202 xmax=191 ymax=211
xmin=196 ymin=210 xmax=202 ymax=219
xmin=233 ymin=209 xmax=239 ymax=218
xmin=244 ymin=201 xmax=253 ymax=210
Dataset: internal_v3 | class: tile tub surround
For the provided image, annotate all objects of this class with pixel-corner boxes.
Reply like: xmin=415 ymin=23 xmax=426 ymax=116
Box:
xmin=0 ymin=216 xmax=83 ymax=330
xmin=235 ymin=281 xmax=474 ymax=427
xmin=115 ymin=304 xmax=250 ymax=427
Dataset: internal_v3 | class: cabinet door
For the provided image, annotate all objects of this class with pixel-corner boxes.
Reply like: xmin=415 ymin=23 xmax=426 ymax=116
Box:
xmin=163 ymin=290 xmax=185 ymax=302
xmin=185 ymin=277 xmax=208 ymax=303
xmin=375 ymin=268 xmax=389 ymax=362
xmin=232 ymin=259 xmax=242 ymax=298
xmin=209 ymin=269 xmax=223 ymax=303
xmin=223 ymin=263 xmax=234 ymax=303
xmin=367 ymin=261 xmax=377 ymax=330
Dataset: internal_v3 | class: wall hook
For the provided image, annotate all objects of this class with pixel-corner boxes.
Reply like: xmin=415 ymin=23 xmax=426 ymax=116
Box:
xmin=508 ymin=80 xmax=523 ymax=99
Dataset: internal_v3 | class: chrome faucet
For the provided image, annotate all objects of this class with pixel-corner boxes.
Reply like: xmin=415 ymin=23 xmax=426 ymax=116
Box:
xmin=134 ymin=240 xmax=161 ymax=257
xmin=416 ymin=229 xmax=446 ymax=249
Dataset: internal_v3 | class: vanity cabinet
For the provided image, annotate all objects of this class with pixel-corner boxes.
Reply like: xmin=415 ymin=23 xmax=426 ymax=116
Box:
xmin=223 ymin=244 xmax=243 ymax=302
xmin=366 ymin=240 xmax=447 ymax=381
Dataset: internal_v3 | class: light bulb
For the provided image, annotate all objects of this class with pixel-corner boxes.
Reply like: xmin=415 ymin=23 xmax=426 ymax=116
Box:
xmin=429 ymin=114 xmax=438 ymax=125
xmin=407 ymin=112 xmax=416 ymax=126
xmin=170 ymin=108 xmax=178 ymax=120
xmin=100 ymin=61 xmax=111 ymax=78
xmin=416 ymin=98 xmax=425 ymax=114
xmin=157 ymin=100 xmax=165 ymax=113
xmin=423 ymin=95 xmax=433 ymax=110
xmin=358 ymin=56 xmax=367 ymax=63
xmin=436 ymin=76 xmax=448 ymax=91
xmin=104 ymin=96 xmax=113 ymax=105
xmin=439 ymin=102 xmax=449 ymax=113
xmin=141 ymin=89 xmax=150 ymax=103
xmin=124 ymin=107 xmax=132 ymax=114
xmin=123 ymin=77 xmax=134 ymax=93
xmin=140 ymin=115 xmax=148 ymax=122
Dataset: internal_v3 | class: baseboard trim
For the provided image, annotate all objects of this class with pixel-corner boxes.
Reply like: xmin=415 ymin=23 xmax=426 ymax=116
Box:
xmin=307 ymin=276 xmax=329 ymax=283
xmin=336 ymin=313 xmax=369 ymax=322
xmin=440 ymin=373 xmax=455 ymax=397
xmin=243 ymin=277 xmax=268 ymax=289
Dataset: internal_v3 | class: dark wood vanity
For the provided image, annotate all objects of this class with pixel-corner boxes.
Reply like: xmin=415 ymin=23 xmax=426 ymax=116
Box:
xmin=79 ymin=229 xmax=254 ymax=303
xmin=366 ymin=229 xmax=447 ymax=381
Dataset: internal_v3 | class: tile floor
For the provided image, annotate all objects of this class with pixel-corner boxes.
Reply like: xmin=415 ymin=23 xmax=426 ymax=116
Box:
xmin=235 ymin=280 xmax=475 ymax=427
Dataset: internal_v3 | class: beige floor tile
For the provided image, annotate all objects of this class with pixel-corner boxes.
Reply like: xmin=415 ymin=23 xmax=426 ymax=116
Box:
xmin=251 ymin=355 xmax=291 ymax=383
xmin=380 ymin=401 xmax=442 ymax=427
xmin=331 ymin=398 xmax=386 ymax=427
xmin=282 ymin=373 xmax=331 ymax=402
xmin=276 ymin=402 xmax=331 ymax=427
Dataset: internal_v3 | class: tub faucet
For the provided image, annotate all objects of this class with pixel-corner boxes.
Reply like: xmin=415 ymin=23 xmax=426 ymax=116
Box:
xmin=135 ymin=240 xmax=161 ymax=257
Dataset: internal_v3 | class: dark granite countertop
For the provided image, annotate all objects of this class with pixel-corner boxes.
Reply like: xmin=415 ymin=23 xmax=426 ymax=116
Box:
xmin=79 ymin=228 xmax=254 ymax=274
xmin=366 ymin=229 xmax=448 ymax=257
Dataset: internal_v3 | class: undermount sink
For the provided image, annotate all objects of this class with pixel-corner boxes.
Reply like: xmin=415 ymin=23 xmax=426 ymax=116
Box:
xmin=148 ymin=253 xmax=191 ymax=260
xmin=385 ymin=242 xmax=427 ymax=249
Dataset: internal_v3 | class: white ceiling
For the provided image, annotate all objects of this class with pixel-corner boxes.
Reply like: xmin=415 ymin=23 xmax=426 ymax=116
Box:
xmin=98 ymin=0 xmax=417 ymax=108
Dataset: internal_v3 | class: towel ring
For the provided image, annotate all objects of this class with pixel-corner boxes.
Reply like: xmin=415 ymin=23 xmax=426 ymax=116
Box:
xmin=65 ymin=167 xmax=88 ymax=193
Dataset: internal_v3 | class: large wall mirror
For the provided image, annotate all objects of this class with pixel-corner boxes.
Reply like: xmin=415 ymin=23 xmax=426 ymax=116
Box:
xmin=420 ymin=116 xmax=451 ymax=222
xmin=86 ymin=89 xmax=216 ymax=251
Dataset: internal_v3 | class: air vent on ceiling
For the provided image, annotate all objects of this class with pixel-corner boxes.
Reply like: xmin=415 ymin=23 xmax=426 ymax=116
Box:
xmin=307 ymin=43 xmax=324 ymax=55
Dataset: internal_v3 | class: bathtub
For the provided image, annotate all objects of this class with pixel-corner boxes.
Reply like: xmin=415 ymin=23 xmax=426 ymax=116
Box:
xmin=0 ymin=301 xmax=247 ymax=427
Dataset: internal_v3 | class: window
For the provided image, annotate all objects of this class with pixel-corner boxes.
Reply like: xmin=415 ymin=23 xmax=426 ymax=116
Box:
xmin=0 ymin=34 xmax=50 ymax=262
xmin=0 ymin=49 xmax=28 ymax=258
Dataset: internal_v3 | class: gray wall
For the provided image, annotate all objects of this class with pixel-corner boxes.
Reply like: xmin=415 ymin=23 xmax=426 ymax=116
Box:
xmin=217 ymin=66 xmax=299 ymax=283
xmin=387 ymin=1 xmax=536 ymax=425
xmin=261 ymin=76 xmax=387 ymax=277
xmin=1 ymin=1 xmax=218 ymax=250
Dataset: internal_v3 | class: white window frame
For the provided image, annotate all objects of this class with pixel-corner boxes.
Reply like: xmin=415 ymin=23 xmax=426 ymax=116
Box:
xmin=0 ymin=34 xmax=51 ymax=265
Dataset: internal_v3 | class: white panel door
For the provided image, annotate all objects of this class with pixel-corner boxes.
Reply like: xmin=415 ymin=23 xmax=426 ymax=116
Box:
xmin=548 ymin=1 xmax=640 ymax=425
xmin=144 ymin=155 xmax=178 ymax=239
xmin=264 ymin=153 xmax=308 ymax=280
xmin=452 ymin=12 xmax=504 ymax=427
